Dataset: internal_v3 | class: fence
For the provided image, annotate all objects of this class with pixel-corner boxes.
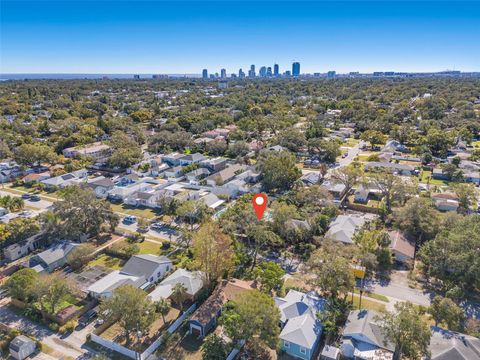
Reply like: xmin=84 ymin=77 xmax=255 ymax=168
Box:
xmin=92 ymin=303 xmax=197 ymax=360
xmin=90 ymin=334 xmax=137 ymax=359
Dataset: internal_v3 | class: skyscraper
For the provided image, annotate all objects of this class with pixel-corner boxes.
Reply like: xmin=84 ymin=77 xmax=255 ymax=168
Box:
xmin=259 ymin=66 xmax=267 ymax=77
xmin=267 ymin=67 xmax=272 ymax=77
xmin=292 ymin=62 xmax=300 ymax=76
xmin=273 ymin=64 xmax=279 ymax=77
xmin=239 ymin=68 xmax=245 ymax=78
xmin=248 ymin=64 xmax=256 ymax=78
xmin=202 ymin=69 xmax=208 ymax=79
xmin=220 ymin=68 xmax=227 ymax=78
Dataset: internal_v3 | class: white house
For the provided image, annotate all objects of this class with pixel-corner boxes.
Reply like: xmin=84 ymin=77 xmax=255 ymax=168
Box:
xmin=9 ymin=335 xmax=36 ymax=360
xmin=325 ymin=215 xmax=366 ymax=244
xmin=88 ymin=254 xmax=172 ymax=298
xmin=62 ymin=142 xmax=111 ymax=159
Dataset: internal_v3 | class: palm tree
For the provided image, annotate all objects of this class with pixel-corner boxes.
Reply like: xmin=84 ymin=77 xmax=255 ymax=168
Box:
xmin=170 ymin=283 xmax=187 ymax=312
xmin=154 ymin=298 xmax=171 ymax=324
xmin=0 ymin=195 xmax=24 ymax=212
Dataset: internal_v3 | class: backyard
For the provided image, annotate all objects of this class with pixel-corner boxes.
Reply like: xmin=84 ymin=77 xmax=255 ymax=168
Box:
xmin=156 ymin=324 xmax=203 ymax=360
xmin=101 ymin=307 xmax=181 ymax=352
xmin=109 ymin=202 xmax=161 ymax=219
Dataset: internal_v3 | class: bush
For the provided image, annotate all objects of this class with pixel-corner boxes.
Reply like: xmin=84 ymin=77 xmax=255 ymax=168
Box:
xmin=48 ymin=323 xmax=59 ymax=332
xmin=59 ymin=319 xmax=77 ymax=334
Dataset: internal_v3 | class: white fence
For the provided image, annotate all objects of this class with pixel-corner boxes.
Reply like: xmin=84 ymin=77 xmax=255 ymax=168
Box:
xmin=90 ymin=333 xmax=137 ymax=359
xmin=92 ymin=303 xmax=198 ymax=360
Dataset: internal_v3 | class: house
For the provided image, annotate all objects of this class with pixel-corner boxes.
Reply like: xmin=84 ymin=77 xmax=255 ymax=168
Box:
xmin=321 ymin=180 xmax=347 ymax=203
xmin=188 ymin=279 xmax=256 ymax=337
xmin=40 ymin=169 xmax=88 ymax=189
xmin=22 ymin=172 xmax=50 ymax=185
xmin=432 ymin=168 xmax=450 ymax=181
xmin=275 ymin=290 xmax=326 ymax=360
xmin=62 ymin=142 xmax=111 ymax=159
xmin=200 ymin=157 xmax=227 ymax=172
xmin=364 ymin=162 xmax=417 ymax=176
xmin=107 ymin=181 xmax=152 ymax=201
xmin=353 ymin=186 xmax=369 ymax=203
xmin=88 ymin=254 xmax=172 ymax=298
xmin=388 ymin=230 xmax=415 ymax=267
xmin=28 ymin=242 xmax=80 ymax=273
xmin=463 ymin=170 xmax=480 ymax=185
xmin=3 ymin=233 xmax=43 ymax=262
xmin=431 ymin=193 xmax=460 ymax=212
xmin=185 ymin=168 xmax=211 ymax=184
xmin=300 ymin=172 xmax=321 ymax=186
xmin=164 ymin=166 xmax=184 ymax=180
xmin=340 ymin=310 xmax=394 ymax=360
xmin=205 ymin=164 xmax=246 ymax=186
xmin=179 ymin=153 xmax=206 ymax=165
xmin=124 ymin=189 xmax=172 ymax=208
xmin=382 ymin=140 xmax=407 ymax=153
xmin=150 ymin=268 xmax=205 ymax=302
xmin=325 ymin=215 xmax=366 ymax=244
xmin=9 ymin=335 xmax=36 ymax=360
xmin=429 ymin=326 xmax=480 ymax=360
xmin=87 ymin=177 xmax=115 ymax=198
xmin=162 ymin=152 xmax=184 ymax=166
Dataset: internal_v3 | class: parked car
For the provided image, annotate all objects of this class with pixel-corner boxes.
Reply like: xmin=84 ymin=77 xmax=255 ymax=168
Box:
xmin=123 ymin=215 xmax=137 ymax=224
xmin=150 ymin=222 xmax=164 ymax=231
xmin=21 ymin=193 xmax=31 ymax=199
xmin=30 ymin=195 xmax=41 ymax=201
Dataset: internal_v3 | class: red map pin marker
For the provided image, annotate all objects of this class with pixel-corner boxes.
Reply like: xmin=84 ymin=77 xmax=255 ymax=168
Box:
xmin=252 ymin=193 xmax=268 ymax=220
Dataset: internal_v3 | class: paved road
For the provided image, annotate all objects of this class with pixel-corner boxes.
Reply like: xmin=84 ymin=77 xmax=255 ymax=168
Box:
xmin=0 ymin=300 xmax=96 ymax=359
xmin=363 ymin=271 xmax=433 ymax=307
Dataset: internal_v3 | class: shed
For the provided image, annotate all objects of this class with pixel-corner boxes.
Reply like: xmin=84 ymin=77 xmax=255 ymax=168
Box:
xmin=9 ymin=335 xmax=36 ymax=360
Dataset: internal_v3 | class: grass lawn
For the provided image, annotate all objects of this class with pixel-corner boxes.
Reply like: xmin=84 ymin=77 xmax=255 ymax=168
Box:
xmin=109 ymin=202 xmax=161 ymax=219
xmin=88 ymin=254 xmax=125 ymax=270
xmin=7 ymin=184 xmax=60 ymax=199
xmin=420 ymin=170 xmax=449 ymax=186
xmin=41 ymin=342 xmax=75 ymax=360
xmin=343 ymin=138 xmax=359 ymax=147
xmin=353 ymin=289 xmax=389 ymax=302
xmin=351 ymin=294 xmax=386 ymax=312
xmin=115 ymin=239 xmax=163 ymax=255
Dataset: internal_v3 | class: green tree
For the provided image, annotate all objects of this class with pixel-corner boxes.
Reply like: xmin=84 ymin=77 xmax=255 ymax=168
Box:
xmin=376 ymin=302 xmax=431 ymax=360
xmin=0 ymin=195 xmax=24 ymax=212
xmin=220 ymin=290 xmax=280 ymax=349
xmin=171 ymin=283 xmax=187 ymax=311
xmin=176 ymin=200 xmax=208 ymax=231
xmin=192 ymin=221 xmax=235 ymax=288
xmin=6 ymin=217 xmax=40 ymax=244
xmin=66 ymin=244 xmax=94 ymax=270
xmin=99 ymin=285 xmax=155 ymax=345
xmin=52 ymin=185 xmax=119 ymax=241
xmin=429 ymin=296 xmax=465 ymax=331
xmin=201 ymin=334 xmax=229 ymax=360
xmin=394 ymin=197 xmax=440 ymax=244
xmin=5 ymin=268 xmax=38 ymax=302
xmin=14 ymin=143 xmax=57 ymax=167
xmin=33 ymin=273 xmax=76 ymax=315
xmin=254 ymin=261 xmax=285 ymax=294
xmin=451 ymin=183 xmax=475 ymax=214
xmin=154 ymin=298 xmax=171 ymax=324
xmin=331 ymin=162 xmax=364 ymax=196
xmin=360 ymin=130 xmax=387 ymax=149
xmin=307 ymin=239 xmax=355 ymax=299
xmin=107 ymin=131 xmax=142 ymax=169
xmin=257 ymin=151 xmax=301 ymax=192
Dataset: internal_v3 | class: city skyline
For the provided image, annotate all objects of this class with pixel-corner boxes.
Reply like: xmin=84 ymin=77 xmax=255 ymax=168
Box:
xmin=1 ymin=1 xmax=479 ymax=74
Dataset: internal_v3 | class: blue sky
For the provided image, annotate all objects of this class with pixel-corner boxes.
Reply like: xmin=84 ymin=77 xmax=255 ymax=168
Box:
xmin=1 ymin=1 xmax=479 ymax=74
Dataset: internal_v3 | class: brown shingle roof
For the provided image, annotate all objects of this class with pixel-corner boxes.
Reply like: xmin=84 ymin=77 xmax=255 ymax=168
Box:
xmin=189 ymin=279 xmax=256 ymax=326
xmin=389 ymin=230 xmax=415 ymax=259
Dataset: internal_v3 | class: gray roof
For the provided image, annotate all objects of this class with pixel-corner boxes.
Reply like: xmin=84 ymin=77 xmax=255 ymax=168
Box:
xmin=160 ymin=268 xmax=204 ymax=296
xmin=343 ymin=310 xmax=395 ymax=352
xmin=89 ymin=178 xmax=114 ymax=188
xmin=34 ymin=242 xmax=79 ymax=266
xmin=181 ymin=153 xmax=206 ymax=162
xmin=9 ymin=335 xmax=35 ymax=352
xmin=121 ymin=254 xmax=171 ymax=278
xmin=430 ymin=327 xmax=480 ymax=360
xmin=325 ymin=215 xmax=366 ymax=244
xmin=280 ymin=311 xmax=321 ymax=349
xmin=365 ymin=161 xmax=415 ymax=172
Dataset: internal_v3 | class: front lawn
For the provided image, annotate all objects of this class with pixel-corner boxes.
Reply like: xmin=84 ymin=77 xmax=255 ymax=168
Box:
xmin=115 ymin=239 xmax=164 ymax=255
xmin=420 ymin=170 xmax=449 ymax=186
xmin=351 ymin=293 xmax=386 ymax=312
xmin=109 ymin=202 xmax=161 ymax=219
xmin=88 ymin=254 xmax=125 ymax=270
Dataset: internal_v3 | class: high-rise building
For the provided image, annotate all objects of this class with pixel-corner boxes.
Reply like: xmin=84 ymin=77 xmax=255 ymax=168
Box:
xmin=239 ymin=68 xmax=245 ymax=78
xmin=133 ymin=74 xmax=140 ymax=80
xmin=327 ymin=71 xmax=336 ymax=78
xmin=248 ymin=64 xmax=256 ymax=78
xmin=202 ymin=69 xmax=208 ymax=79
xmin=267 ymin=67 xmax=272 ymax=77
xmin=292 ymin=62 xmax=300 ymax=76
xmin=284 ymin=70 xmax=291 ymax=77
xmin=220 ymin=69 xmax=227 ymax=78
xmin=259 ymin=66 xmax=267 ymax=77
xmin=273 ymin=64 xmax=279 ymax=76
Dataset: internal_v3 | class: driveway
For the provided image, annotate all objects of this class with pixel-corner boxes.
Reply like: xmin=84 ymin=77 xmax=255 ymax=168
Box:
xmin=0 ymin=189 xmax=54 ymax=211
xmin=0 ymin=302 xmax=96 ymax=359
xmin=117 ymin=221 xmax=179 ymax=242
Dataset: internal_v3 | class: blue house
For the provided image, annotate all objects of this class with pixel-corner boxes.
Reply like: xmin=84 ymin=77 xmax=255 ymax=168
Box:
xmin=275 ymin=290 xmax=326 ymax=360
